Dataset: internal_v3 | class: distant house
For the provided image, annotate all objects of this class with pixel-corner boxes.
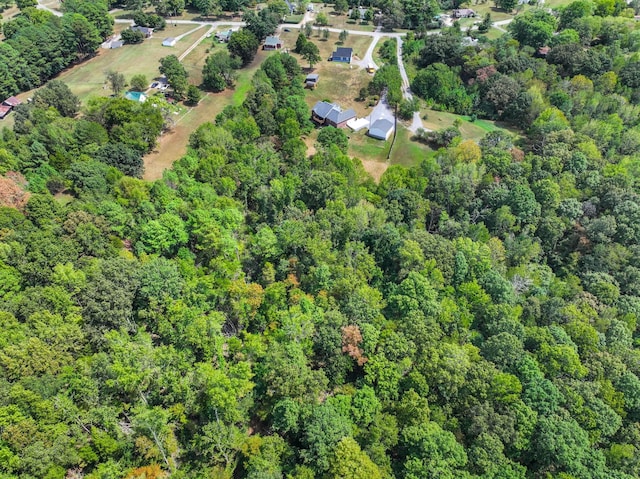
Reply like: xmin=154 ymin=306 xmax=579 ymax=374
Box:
xmin=131 ymin=26 xmax=154 ymax=38
xmin=312 ymin=101 xmax=357 ymax=128
xmin=162 ymin=37 xmax=177 ymax=47
xmin=263 ymin=36 xmax=282 ymax=50
xmin=453 ymin=8 xmax=476 ymax=17
xmin=110 ymin=40 xmax=124 ymax=49
xmin=331 ymin=47 xmax=353 ymax=63
xmin=0 ymin=105 xmax=11 ymax=120
xmin=305 ymin=73 xmax=319 ymax=89
xmin=216 ymin=29 xmax=233 ymax=42
xmin=3 ymin=96 xmax=22 ymax=108
xmin=368 ymin=119 xmax=394 ymax=140
xmin=125 ymin=91 xmax=147 ymax=103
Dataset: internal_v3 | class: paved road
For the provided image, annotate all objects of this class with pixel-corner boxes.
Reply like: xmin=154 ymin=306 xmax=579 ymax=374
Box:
xmin=353 ymin=34 xmax=380 ymax=70
xmin=36 ymin=0 xmax=62 ymax=16
xmin=396 ymin=36 xmax=427 ymax=133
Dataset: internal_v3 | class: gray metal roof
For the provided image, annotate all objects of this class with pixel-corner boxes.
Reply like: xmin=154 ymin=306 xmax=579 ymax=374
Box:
xmin=265 ymin=36 xmax=281 ymax=46
xmin=369 ymin=119 xmax=394 ymax=139
xmin=132 ymin=26 xmax=153 ymax=34
xmin=326 ymin=107 xmax=356 ymax=124
xmin=312 ymin=101 xmax=355 ymax=123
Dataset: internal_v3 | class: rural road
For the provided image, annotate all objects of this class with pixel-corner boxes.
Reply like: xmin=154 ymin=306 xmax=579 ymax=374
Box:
xmin=396 ymin=36 xmax=426 ymax=133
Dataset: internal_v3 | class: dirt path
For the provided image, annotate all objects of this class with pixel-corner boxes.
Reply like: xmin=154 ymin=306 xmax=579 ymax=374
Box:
xmin=143 ymin=126 xmax=190 ymax=180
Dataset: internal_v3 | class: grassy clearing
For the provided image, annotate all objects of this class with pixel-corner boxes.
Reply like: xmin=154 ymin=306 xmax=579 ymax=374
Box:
xmin=284 ymin=14 xmax=304 ymax=23
xmin=316 ymin=9 xmax=379 ymax=32
xmin=347 ymin=126 xmax=433 ymax=181
xmin=421 ymin=108 xmax=515 ymax=142
xmin=390 ymin=127 xmax=434 ymax=167
xmin=52 ymin=24 xmax=203 ymax=103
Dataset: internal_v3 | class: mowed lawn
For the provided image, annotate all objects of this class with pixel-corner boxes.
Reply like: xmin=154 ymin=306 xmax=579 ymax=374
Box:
xmin=421 ymin=108 xmax=515 ymax=142
xmin=279 ymin=30 xmax=373 ymax=117
xmin=56 ymin=24 xmax=204 ymax=103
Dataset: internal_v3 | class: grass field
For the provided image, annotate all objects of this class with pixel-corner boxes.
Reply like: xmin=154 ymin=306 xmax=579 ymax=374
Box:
xmin=278 ymin=30 xmax=373 ymax=115
xmin=53 ymin=24 xmax=204 ymax=103
xmin=348 ymin=126 xmax=433 ymax=180
xmin=421 ymin=108 xmax=515 ymax=142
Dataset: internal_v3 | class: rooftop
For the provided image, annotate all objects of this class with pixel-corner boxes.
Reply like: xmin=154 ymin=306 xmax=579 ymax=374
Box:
xmin=265 ymin=36 xmax=281 ymax=46
xmin=333 ymin=47 xmax=353 ymax=57
xmin=3 ymin=96 xmax=21 ymax=107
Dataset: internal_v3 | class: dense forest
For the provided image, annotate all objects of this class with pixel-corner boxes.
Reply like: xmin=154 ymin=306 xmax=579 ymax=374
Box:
xmin=2 ymin=0 xmax=640 ymax=477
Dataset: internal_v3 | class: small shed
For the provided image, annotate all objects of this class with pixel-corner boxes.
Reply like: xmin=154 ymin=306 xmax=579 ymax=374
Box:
xmin=305 ymin=73 xmax=319 ymax=88
xmin=162 ymin=37 xmax=177 ymax=47
xmin=331 ymin=47 xmax=353 ymax=63
xmin=111 ymin=40 xmax=123 ymax=49
xmin=131 ymin=26 xmax=154 ymax=38
xmin=0 ymin=105 xmax=11 ymax=119
xmin=347 ymin=117 xmax=369 ymax=132
xmin=368 ymin=119 xmax=394 ymax=140
xmin=3 ymin=96 xmax=22 ymax=108
xmin=263 ymin=36 xmax=283 ymax=50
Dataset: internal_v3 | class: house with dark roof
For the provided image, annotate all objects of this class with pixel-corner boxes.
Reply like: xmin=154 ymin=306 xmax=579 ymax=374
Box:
xmin=131 ymin=26 xmax=154 ymax=38
xmin=312 ymin=101 xmax=357 ymax=128
xmin=331 ymin=47 xmax=353 ymax=63
xmin=3 ymin=96 xmax=22 ymax=108
xmin=263 ymin=36 xmax=283 ymax=50
xmin=305 ymin=73 xmax=319 ymax=89
xmin=0 ymin=105 xmax=11 ymax=120
xmin=368 ymin=118 xmax=394 ymax=140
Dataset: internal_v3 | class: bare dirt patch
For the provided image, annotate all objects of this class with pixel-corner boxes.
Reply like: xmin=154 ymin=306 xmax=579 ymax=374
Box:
xmin=358 ymin=158 xmax=388 ymax=182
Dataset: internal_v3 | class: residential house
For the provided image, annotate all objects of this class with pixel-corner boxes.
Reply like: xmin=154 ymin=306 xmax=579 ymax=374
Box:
xmin=368 ymin=118 xmax=394 ymax=140
xmin=453 ymin=8 xmax=476 ymax=17
xmin=461 ymin=36 xmax=478 ymax=47
xmin=305 ymin=73 xmax=319 ymax=89
xmin=3 ymin=96 xmax=22 ymax=108
xmin=263 ymin=36 xmax=283 ymax=50
xmin=131 ymin=26 xmax=154 ymax=38
xmin=216 ymin=29 xmax=233 ymax=42
xmin=331 ymin=47 xmax=353 ymax=63
xmin=162 ymin=37 xmax=177 ymax=47
xmin=312 ymin=101 xmax=357 ymax=128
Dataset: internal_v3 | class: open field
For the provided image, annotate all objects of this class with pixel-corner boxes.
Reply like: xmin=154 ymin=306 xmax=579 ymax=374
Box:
xmin=52 ymin=25 xmax=203 ymax=103
xmin=348 ymin=126 xmax=433 ymax=179
xmin=421 ymin=108 xmax=515 ymax=141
